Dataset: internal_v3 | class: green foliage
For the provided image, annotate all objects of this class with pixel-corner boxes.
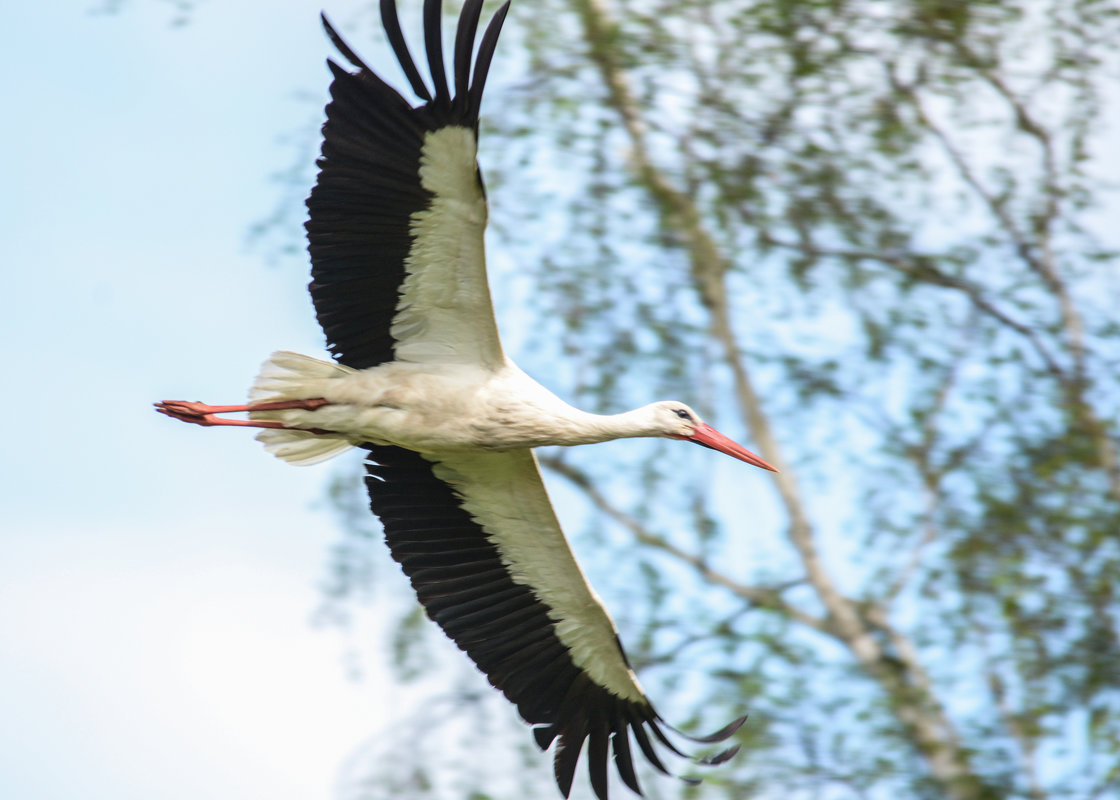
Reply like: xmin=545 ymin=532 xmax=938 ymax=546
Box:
xmin=318 ymin=0 xmax=1120 ymax=798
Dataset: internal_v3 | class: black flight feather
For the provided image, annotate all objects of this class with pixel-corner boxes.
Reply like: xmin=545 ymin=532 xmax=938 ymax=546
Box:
xmin=423 ymin=0 xmax=450 ymax=103
xmin=379 ymin=0 xmax=432 ymax=100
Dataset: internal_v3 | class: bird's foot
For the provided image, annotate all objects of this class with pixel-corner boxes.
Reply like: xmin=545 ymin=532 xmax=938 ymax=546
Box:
xmin=154 ymin=400 xmax=229 ymax=426
xmin=154 ymin=398 xmax=332 ymax=429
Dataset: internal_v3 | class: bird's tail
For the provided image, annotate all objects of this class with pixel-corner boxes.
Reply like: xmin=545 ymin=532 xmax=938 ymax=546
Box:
xmin=254 ymin=428 xmax=355 ymax=466
xmin=249 ymin=350 xmax=355 ymax=402
xmin=250 ymin=350 xmax=357 ymax=466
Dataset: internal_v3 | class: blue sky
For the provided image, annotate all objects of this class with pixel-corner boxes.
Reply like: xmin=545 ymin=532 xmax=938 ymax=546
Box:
xmin=9 ymin=2 xmax=1113 ymax=799
xmin=0 ymin=2 xmax=465 ymax=797
xmin=0 ymin=2 xmax=952 ymax=795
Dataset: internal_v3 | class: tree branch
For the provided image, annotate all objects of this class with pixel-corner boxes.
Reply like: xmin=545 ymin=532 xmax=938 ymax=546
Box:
xmin=760 ymin=234 xmax=1067 ymax=381
xmin=539 ymin=453 xmax=827 ymax=633
xmin=567 ymin=3 xmax=991 ymax=796
xmin=890 ymin=64 xmax=1120 ymax=498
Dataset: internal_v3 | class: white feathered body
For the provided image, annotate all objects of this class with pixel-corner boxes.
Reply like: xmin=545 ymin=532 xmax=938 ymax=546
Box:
xmin=249 ymin=350 xmax=671 ymax=464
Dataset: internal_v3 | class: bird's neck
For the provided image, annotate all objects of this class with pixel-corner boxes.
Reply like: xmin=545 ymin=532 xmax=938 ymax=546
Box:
xmin=493 ymin=367 xmax=658 ymax=447
xmin=537 ymin=406 xmax=657 ymax=447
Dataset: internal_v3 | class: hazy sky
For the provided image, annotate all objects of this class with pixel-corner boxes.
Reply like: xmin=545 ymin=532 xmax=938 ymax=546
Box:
xmin=0 ymin=2 xmax=469 ymax=798
xmin=0 ymin=0 xmax=869 ymax=794
xmin=14 ymin=2 xmax=1106 ymax=798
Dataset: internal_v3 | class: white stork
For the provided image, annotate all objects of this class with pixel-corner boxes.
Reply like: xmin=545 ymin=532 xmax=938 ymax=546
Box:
xmin=156 ymin=1 xmax=776 ymax=797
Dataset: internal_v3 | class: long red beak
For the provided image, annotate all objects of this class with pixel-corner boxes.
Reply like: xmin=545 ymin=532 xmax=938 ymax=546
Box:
xmin=688 ymin=423 xmax=778 ymax=472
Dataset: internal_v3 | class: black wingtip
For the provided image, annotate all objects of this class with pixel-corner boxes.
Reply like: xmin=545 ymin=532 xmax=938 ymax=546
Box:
xmin=423 ymin=0 xmax=451 ymax=102
xmin=638 ymin=712 xmax=749 ymax=791
xmin=467 ymin=0 xmax=510 ymax=117
xmin=453 ymin=0 xmax=485 ymax=105
xmin=671 ymin=713 xmax=749 ymax=744
xmin=320 ymin=13 xmax=374 ymax=73
xmin=555 ymin=736 xmax=582 ymax=799
xmin=696 ymin=743 xmax=741 ymax=767
xmin=534 ymin=725 xmax=557 ymax=751
xmin=531 ymin=699 xmax=746 ymax=798
xmin=380 ymin=0 xmax=434 ymax=100
xmin=587 ymin=721 xmax=611 ymax=800
xmin=611 ymin=721 xmax=643 ymax=796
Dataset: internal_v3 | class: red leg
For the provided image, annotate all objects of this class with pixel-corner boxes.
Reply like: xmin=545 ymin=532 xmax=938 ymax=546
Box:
xmin=154 ymin=398 xmax=331 ymax=429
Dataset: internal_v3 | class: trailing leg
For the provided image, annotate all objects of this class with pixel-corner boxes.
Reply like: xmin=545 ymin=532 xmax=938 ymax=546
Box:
xmin=154 ymin=397 xmax=331 ymax=429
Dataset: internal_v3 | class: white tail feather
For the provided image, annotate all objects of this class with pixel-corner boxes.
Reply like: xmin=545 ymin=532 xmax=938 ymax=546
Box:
xmin=255 ymin=429 xmax=354 ymax=466
xmin=250 ymin=351 xmax=358 ymax=465
xmin=249 ymin=350 xmax=356 ymax=402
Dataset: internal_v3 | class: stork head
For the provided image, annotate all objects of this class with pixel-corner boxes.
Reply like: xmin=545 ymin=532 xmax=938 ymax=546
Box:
xmin=648 ymin=401 xmax=778 ymax=472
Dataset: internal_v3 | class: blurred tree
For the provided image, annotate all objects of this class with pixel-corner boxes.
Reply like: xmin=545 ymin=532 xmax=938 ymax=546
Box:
xmin=307 ymin=0 xmax=1120 ymax=798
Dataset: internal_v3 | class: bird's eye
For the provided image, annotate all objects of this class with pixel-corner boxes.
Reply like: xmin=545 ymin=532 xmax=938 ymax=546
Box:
xmin=674 ymin=409 xmax=693 ymax=421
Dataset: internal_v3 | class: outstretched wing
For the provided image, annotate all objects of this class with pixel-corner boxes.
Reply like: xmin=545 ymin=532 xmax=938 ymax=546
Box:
xmin=307 ymin=0 xmax=510 ymax=371
xmin=364 ymin=444 xmax=745 ymax=799
xmin=315 ymin=2 xmax=746 ymax=796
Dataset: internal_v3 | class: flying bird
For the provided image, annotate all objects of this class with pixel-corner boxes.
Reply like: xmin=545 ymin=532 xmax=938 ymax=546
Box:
xmin=157 ymin=1 xmax=776 ymax=797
